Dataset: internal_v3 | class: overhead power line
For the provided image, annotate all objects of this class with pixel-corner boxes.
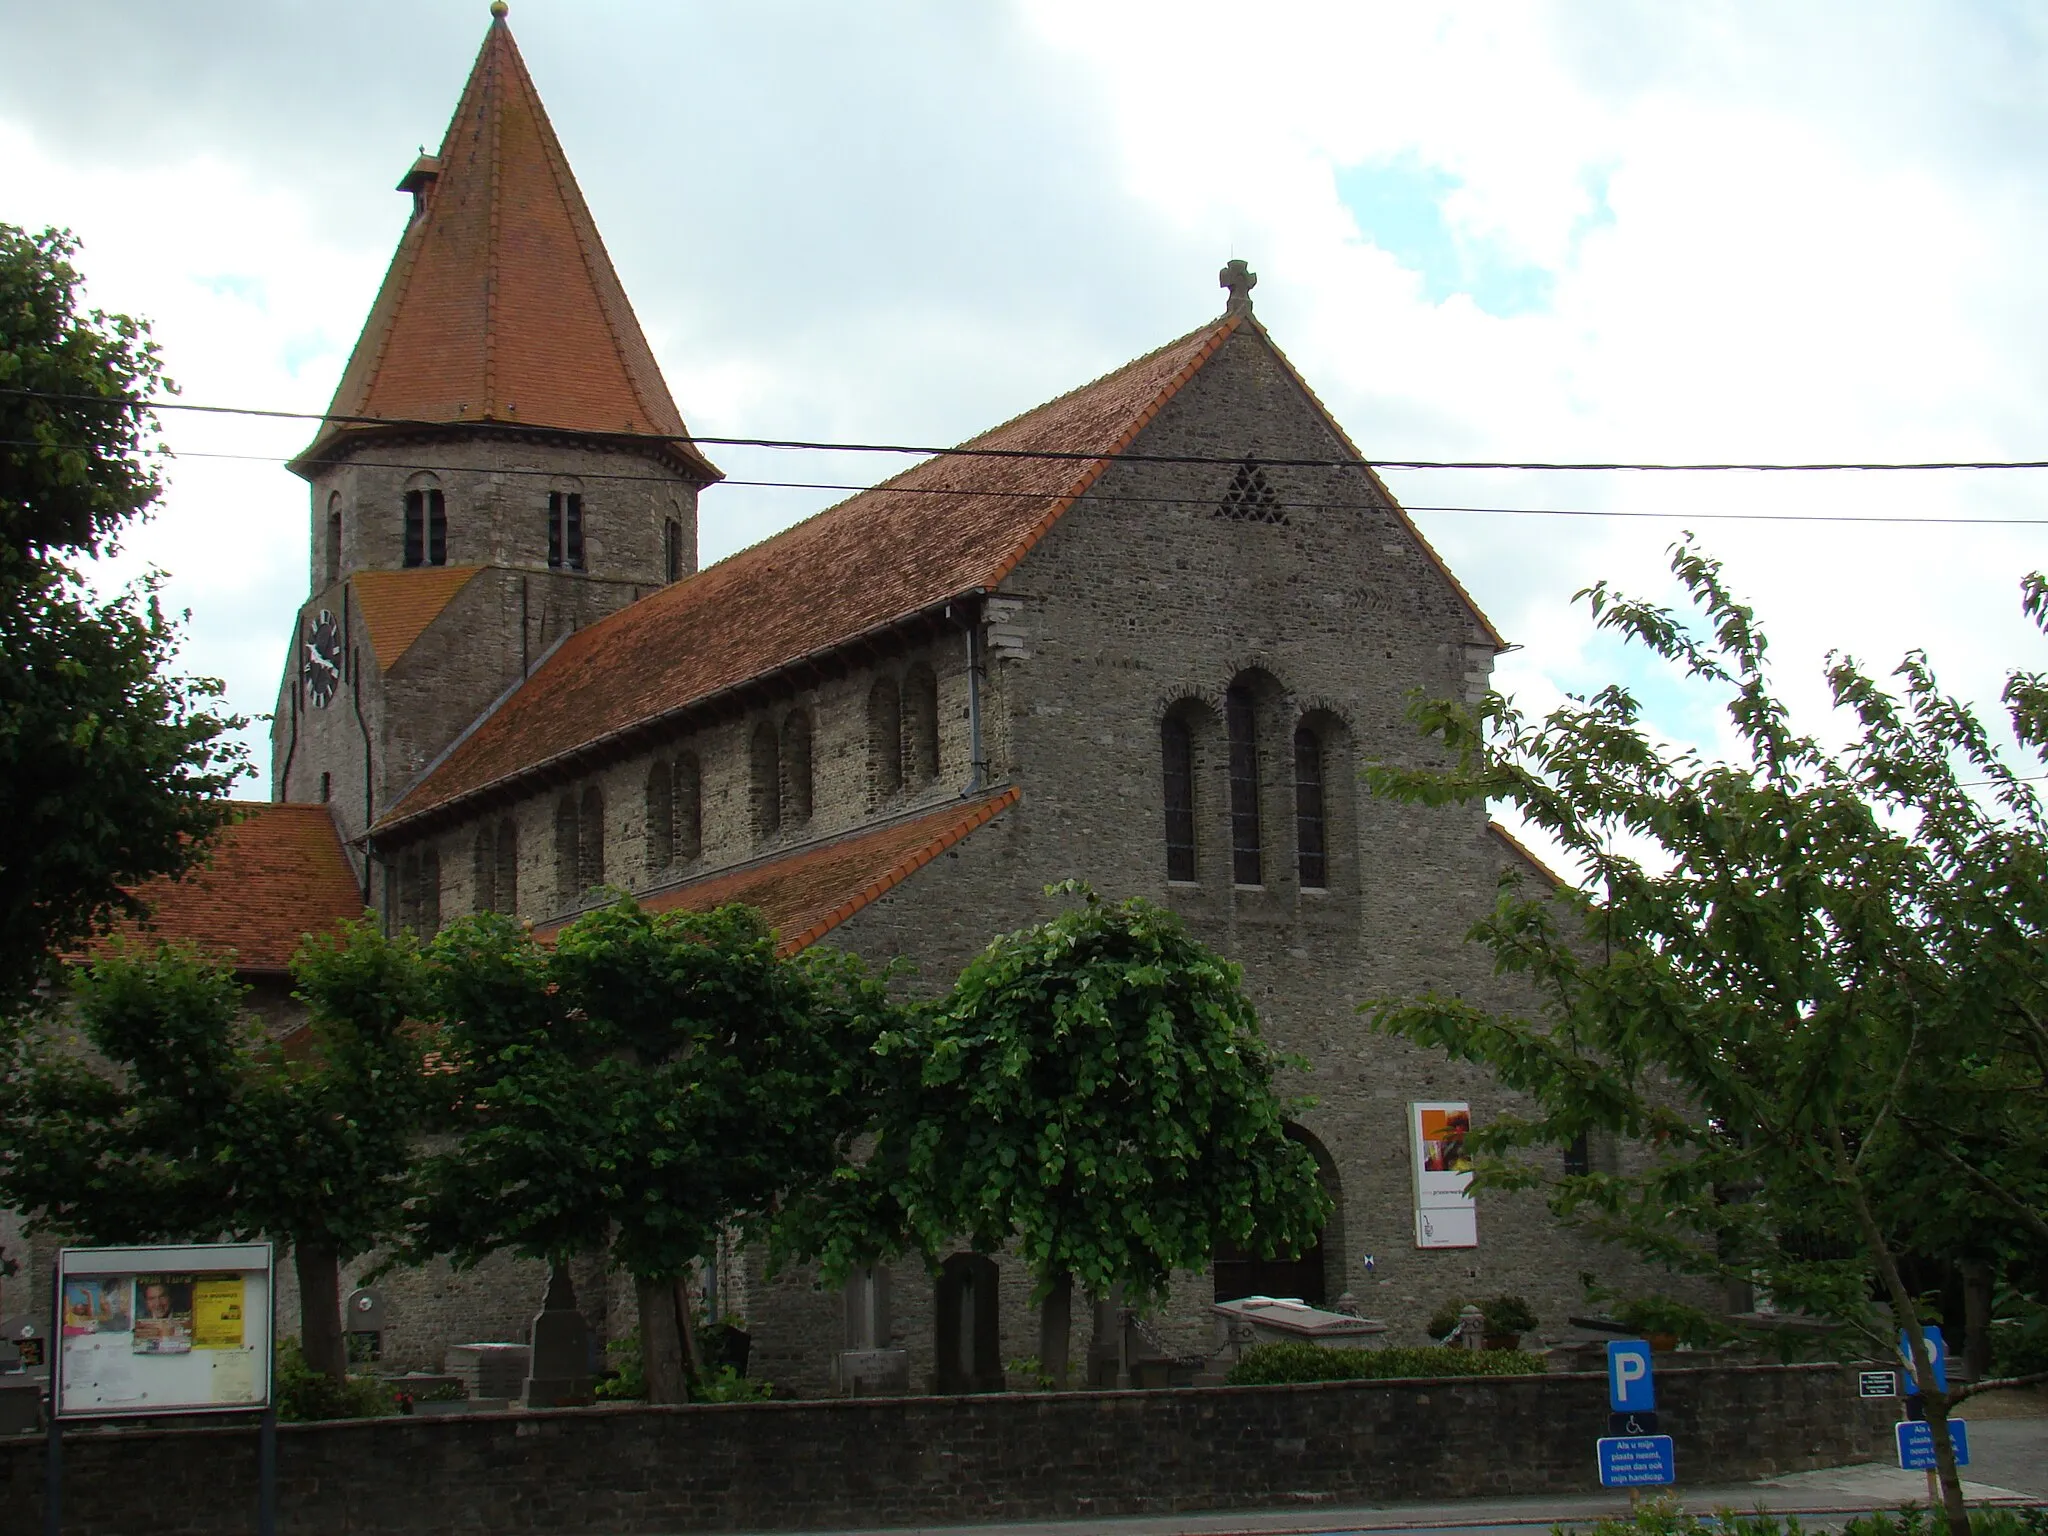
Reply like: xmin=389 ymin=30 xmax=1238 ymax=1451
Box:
xmin=8 ymin=385 xmax=2048 ymax=474
xmin=10 ymin=438 xmax=2044 ymax=528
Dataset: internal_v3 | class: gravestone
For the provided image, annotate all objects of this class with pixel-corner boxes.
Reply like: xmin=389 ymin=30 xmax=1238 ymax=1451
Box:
xmin=522 ymin=1265 xmax=592 ymax=1408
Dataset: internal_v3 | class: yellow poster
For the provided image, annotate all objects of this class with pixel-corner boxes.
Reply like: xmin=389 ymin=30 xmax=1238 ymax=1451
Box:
xmin=191 ymin=1275 xmax=245 ymax=1350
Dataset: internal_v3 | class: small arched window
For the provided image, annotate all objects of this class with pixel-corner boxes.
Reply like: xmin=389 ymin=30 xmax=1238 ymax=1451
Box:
xmin=1225 ymin=683 xmax=1262 ymax=886
xmin=903 ymin=665 xmax=940 ymax=784
xmin=325 ymin=493 xmax=343 ymax=586
xmin=663 ymin=517 xmax=685 ymax=584
xmin=646 ymin=760 xmax=675 ymax=872
xmin=403 ymin=481 xmax=447 ymax=568
xmin=495 ymin=818 xmax=518 ymax=914
xmin=782 ymin=709 xmax=814 ymax=825
xmin=673 ymin=754 xmax=702 ymax=863
xmin=555 ymin=796 xmax=580 ymax=903
xmin=751 ymin=722 xmax=781 ymax=841
xmin=1294 ymin=724 xmax=1327 ymax=890
xmin=579 ymin=787 xmax=606 ymax=890
xmin=868 ymin=678 xmax=903 ymax=803
xmin=1162 ymin=715 xmax=1196 ymax=883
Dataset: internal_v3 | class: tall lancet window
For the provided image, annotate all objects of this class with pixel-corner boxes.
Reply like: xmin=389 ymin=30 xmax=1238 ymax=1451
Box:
xmin=404 ymin=487 xmax=447 ymax=567
xmin=1294 ymin=724 xmax=1327 ymax=890
xmin=1162 ymin=715 xmax=1196 ymax=883
xmin=1226 ymin=683 xmax=1262 ymax=886
xmin=548 ymin=491 xmax=585 ymax=571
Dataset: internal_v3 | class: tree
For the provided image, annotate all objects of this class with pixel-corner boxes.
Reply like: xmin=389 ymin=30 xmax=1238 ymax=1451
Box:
xmin=799 ymin=885 xmax=1329 ymax=1389
xmin=0 ymin=224 xmax=245 ymax=1012
xmin=1363 ymin=543 xmax=2048 ymax=1536
xmin=0 ymin=921 xmax=428 ymax=1380
xmin=403 ymin=902 xmax=889 ymax=1402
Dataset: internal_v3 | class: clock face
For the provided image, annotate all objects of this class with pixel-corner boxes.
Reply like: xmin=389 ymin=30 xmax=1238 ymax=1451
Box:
xmin=303 ymin=609 xmax=342 ymax=709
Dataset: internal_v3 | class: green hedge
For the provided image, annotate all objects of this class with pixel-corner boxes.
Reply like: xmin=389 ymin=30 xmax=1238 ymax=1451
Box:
xmin=1223 ymin=1341 xmax=1548 ymax=1386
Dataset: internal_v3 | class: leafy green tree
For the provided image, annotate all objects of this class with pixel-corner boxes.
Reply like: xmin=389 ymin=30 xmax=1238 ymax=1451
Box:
xmin=1363 ymin=543 xmax=2048 ymax=1536
xmin=0 ymin=223 xmax=245 ymax=1013
xmin=404 ymin=902 xmax=890 ymax=1402
xmin=0 ymin=921 xmax=427 ymax=1380
xmin=799 ymin=885 xmax=1329 ymax=1388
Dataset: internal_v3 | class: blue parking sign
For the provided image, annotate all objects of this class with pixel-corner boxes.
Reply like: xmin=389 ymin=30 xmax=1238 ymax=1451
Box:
xmin=1599 ymin=1434 xmax=1676 ymax=1487
xmin=1899 ymin=1325 xmax=1948 ymax=1396
xmin=1608 ymin=1339 xmax=1656 ymax=1412
xmin=1896 ymin=1420 xmax=1969 ymax=1470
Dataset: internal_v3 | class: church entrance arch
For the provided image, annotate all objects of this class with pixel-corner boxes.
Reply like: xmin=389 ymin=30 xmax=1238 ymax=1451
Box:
xmin=933 ymin=1253 xmax=1003 ymax=1393
xmin=1213 ymin=1123 xmax=1341 ymax=1306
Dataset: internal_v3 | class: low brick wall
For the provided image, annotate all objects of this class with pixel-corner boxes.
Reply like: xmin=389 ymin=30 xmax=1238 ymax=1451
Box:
xmin=4 ymin=1363 xmax=1891 ymax=1535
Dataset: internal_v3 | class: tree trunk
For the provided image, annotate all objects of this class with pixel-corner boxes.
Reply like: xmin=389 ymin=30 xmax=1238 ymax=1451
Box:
xmin=636 ymin=1275 xmax=690 ymax=1404
xmin=1961 ymin=1261 xmax=1993 ymax=1382
xmin=1830 ymin=1131 xmax=1971 ymax=1536
xmin=295 ymin=1244 xmax=347 ymax=1383
xmin=677 ymin=1276 xmax=708 ymax=1387
xmin=1038 ymin=1272 xmax=1073 ymax=1389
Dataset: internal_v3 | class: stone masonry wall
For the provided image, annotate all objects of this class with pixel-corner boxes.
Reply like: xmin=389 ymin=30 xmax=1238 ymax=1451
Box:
xmin=3 ymin=1364 xmax=1893 ymax=1536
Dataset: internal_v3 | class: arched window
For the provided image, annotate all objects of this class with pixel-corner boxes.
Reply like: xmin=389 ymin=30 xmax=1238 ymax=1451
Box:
xmin=646 ymin=760 xmax=675 ymax=872
xmin=903 ymin=665 xmax=940 ymax=784
xmin=555 ymin=796 xmax=580 ymax=903
xmin=1225 ymin=683 xmax=1262 ymax=886
xmin=473 ymin=823 xmax=497 ymax=912
xmin=868 ymin=678 xmax=903 ymax=803
xmin=663 ymin=517 xmax=684 ymax=584
xmin=547 ymin=490 xmax=585 ymax=571
xmin=1294 ymin=724 xmax=1327 ymax=890
xmin=751 ymin=722 xmax=781 ymax=841
xmin=781 ymin=709 xmax=813 ymax=825
xmin=404 ymin=480 xmax=447 ymax=568
xmin=398 ymin=847 xmax=441 ymax=937
xmin=673 ymin=754 xmax=701 ymax=863
xmin=579 ymin=787 xmax=606 ymax=890
xmin=1161 ymin=715 xmax=1196 ymax=883
xmin=495 ymin=818 xmax=518 ymax=914
xmin=325 ymin=493 xmax=342 ymax=585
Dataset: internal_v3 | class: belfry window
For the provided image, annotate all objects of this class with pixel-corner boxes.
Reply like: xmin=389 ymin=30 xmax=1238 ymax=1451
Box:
xmin=1226 ymin=683 xmax=1262 ymax=886
xmin=404 ymin=488 xmax=447 ymax=567
xmin=325 ymin=494 xmax=343 ymax=585
xmin=663 ymin=518 xmax=684 ymax=584
xmin=1162 ymin=715 xmax=1196 ymax=883
xmin=1294 ymin=724 xmax=1327 ymax=890
xmin=548 ymin=491 xmax=585 ymax=571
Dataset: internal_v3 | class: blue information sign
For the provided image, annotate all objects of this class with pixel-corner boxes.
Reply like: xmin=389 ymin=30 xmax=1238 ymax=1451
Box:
xmin=1896 ymin=1419 xmax=1970 ymax=1470
xmin=1599 ymin=1434 xmax=1676 ymax=1487
xmin=1899 ymin=1325 xmax=1948 ymax=1396
xmin=1607 ymin=1339 xmax=1656 ymax=1413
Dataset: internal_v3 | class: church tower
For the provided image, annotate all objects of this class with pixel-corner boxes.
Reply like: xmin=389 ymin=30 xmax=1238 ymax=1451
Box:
xmin=271 ymin=3 xmax=718 ymax=890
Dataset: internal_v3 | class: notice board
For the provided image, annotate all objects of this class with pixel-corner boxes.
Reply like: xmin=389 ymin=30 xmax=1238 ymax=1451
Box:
xmin=55 ymin=1242 xmax=273 ymax=1419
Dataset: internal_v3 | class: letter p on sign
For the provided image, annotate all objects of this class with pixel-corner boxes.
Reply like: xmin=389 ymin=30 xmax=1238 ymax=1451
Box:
xmin=1608 ymin=1340 xmax=1656 ymax=1412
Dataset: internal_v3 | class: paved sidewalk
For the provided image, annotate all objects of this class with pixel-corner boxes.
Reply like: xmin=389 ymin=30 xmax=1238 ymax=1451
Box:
xmin=763 ymin=1419 xmax=2046 ymax=1536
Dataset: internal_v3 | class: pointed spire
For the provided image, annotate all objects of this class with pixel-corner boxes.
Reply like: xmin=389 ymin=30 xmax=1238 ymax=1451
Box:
xmin=294 ymin=10 xmax=717 ymax=480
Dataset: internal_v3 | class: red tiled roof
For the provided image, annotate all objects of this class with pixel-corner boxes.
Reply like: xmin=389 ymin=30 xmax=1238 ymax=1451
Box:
xmin=381 ymin=319 xmax=1244 ymax=828
xmin=537 ymin=788 xmax=1020 ymax=955
xmin=1489 ymin=820 xmax=1571 ymax=891
xmin=353 ymin=566 xmax=485 ymax=671
xmin=292 ymin=12 xmax=716 ymax=481
xmin=85 ymin=803 xmax=366 ymax=975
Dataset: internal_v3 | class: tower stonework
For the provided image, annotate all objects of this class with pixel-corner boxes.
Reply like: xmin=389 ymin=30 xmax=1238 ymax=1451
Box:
xmin=269 ymin=7 xmax=717 ymax=897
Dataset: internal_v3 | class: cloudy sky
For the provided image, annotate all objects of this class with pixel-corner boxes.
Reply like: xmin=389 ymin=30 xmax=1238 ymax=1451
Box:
xmin=5 ymin=0 xmax=2045 ymax=858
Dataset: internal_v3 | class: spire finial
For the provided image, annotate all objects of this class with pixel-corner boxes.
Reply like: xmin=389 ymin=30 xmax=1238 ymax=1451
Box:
xmin=490 ymin=1 xmax=509 ymax=17
xmin=1220 ymin=259 xmax=1257 ymax=315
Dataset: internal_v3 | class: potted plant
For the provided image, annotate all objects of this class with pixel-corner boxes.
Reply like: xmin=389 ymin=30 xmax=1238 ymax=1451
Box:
xmin=1480 ymin=1295 xmax=1539 ymax=1351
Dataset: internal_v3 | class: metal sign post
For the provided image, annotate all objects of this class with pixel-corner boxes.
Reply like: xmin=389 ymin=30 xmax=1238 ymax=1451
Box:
xmin=1597 ymin=1339 xmax=1675 ymax=1491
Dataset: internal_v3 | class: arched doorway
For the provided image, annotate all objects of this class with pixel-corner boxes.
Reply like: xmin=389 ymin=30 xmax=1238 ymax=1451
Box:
xmin=1214 ymin=1124 xmax=1339 ymax=1306
xmin=933 ymin=1253 xmax=1003 ymax=1393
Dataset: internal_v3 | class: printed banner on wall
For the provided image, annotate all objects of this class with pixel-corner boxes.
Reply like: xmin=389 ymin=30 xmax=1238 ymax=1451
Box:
xmin=1410 ymin=1101 xmax=1478 ymax=1248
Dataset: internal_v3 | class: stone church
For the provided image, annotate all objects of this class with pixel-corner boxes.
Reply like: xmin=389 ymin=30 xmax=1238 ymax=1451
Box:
xmin=30 ymin=8 xmax=1664 ymax=1395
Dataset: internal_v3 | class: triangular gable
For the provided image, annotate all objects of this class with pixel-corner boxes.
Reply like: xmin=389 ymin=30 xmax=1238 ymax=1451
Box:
xmin=535 ymin=788 xmax=1020 ymax=954
xmin=292 ymin=12 xmax=716 ymax=481
xmin=352 ymin=566 xmax=485 ymax=672
xmin=379 ymin=320 xmax=1240 ymax=830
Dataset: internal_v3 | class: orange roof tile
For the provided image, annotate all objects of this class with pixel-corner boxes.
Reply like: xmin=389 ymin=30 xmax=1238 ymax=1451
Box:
xmin=86 ymin=803 xmax=366 ymax=975
xmin=1489 ymin=820 xmax=1571 ymax=891
xmin=537 ymin=788 xmax=1020 ymax=955
xmin=381 ymin=320 xmax=1243 ymax=829
xmin=352 ymin=566 xmax=485 ymax=671
xmin=293 ymin=12 xmax=716 ymax=481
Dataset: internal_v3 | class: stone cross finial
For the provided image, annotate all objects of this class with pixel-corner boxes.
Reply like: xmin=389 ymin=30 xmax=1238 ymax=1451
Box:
xmin=1220 ymin=258 xmax=1257 ymax=314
